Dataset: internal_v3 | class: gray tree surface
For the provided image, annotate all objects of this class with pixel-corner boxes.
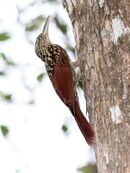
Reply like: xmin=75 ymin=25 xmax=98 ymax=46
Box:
xmin=63 ymin=0 xmax=130 ymax=173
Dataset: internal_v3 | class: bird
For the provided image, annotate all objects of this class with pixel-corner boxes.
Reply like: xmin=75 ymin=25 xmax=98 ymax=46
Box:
xmin=35 ymin=16 xmax=94 ymax=145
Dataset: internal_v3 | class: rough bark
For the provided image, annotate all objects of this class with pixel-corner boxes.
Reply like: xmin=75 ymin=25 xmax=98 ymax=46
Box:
xmin=62 ymin=0 xmax=130 ymax=173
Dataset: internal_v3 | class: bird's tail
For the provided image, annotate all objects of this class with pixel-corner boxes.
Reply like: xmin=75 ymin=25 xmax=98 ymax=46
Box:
xmin=69 ymin=100 xmax=94 ymax=145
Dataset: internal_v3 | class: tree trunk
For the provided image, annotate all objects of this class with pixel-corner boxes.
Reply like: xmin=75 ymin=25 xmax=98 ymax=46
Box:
xmin=62 ymin=0 xmax=130 ymax=173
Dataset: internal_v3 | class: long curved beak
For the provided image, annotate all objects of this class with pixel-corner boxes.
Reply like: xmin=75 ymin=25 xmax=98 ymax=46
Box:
xmin=42 ymin=16 xmax=50 ymax=36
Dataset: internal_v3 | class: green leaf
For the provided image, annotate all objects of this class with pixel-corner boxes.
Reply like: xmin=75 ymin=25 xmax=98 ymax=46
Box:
xmin=0 ymin=91 xmax=12 ymax=102
xmin=0 ymin=71 xmax=5 ymax=76
xmin=0 ymin=53 xmax=15 ymax=66
xmin=1 ymin=125 xmax=9 ymax=137
xmin=37 ymin=73 xmax=45 ymax=82
xmin=62 ymin=124 xmax=68 ymax=133
xmin=67 ymin=45 xmax=75 ymax=54
xmin=0 ymin=32 xmax=11 ymax=41
xmin=54 ymin=16 xmax=67 ymax=34
xmin=4 ymin=94 xmax=12 ymax=101
xmin=77 ymin=80 xmax=83 ymax=90
xmin=25 ymin=15 xmax=44 ymax=32
xmin=78 ymin=164 xmax=97 ymax=173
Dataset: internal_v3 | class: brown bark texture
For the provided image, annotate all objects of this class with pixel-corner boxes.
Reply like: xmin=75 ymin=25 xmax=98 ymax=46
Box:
xmin=62 ymin=0 xmax=130 ymax=173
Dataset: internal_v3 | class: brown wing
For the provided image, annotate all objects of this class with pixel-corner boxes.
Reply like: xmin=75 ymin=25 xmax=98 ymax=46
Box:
xmin=50 ymin=46 xmax=75 ymax=106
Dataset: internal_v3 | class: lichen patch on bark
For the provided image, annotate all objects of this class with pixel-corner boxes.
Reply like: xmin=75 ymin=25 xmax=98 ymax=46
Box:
xmin=110 ymin=105 xmax=123 ymax=124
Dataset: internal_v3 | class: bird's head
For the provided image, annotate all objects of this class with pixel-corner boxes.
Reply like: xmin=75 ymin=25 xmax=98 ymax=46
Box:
xmin=35 ymin=16 xmax=51 ymax=59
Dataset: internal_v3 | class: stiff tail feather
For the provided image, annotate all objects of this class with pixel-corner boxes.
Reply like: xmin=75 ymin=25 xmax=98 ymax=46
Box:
xmin=69 ymin=100 xmax=94 ymax=145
